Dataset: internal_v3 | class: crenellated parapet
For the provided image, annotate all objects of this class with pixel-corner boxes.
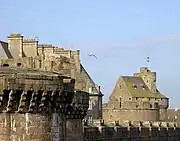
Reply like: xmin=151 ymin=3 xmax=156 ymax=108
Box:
xmin=8 ymin=33 xmax=23 ymax=38
xmin=23 ymin=38 xmax=38 ymax=43
xmin=38 ymin=44 xmax=53 ymax=48
xmin=167 ymin=108 xmax=180 ymax=122
xmin=83 ymin=120 xmax=180 ymax=141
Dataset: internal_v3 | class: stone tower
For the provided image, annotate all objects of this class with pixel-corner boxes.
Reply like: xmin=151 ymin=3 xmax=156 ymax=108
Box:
xmin=0 ymin=66 xmax=89 ymax=141
xmin=8 ymin=34 xmax=24 ymax=58
xmin=1 ymin=33 xmax=102 ymax=123
xmin=133 ymin=67 xmax=157 ymax=93
xmin=133 ymin=67 xmax=169 ymax=121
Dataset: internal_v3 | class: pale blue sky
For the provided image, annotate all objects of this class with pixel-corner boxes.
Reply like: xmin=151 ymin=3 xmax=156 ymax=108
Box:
xmin=0 ymin=0 xmax=180 ymax=107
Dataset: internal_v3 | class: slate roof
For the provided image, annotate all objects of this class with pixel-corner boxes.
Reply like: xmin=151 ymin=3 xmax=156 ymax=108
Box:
xmin=121 ymin=76 xmax=166 ymax=98
xmin=80 ymin=64 xmax=103 ymax=96
xmin=0 ymin=41 xmax=13 ymax=59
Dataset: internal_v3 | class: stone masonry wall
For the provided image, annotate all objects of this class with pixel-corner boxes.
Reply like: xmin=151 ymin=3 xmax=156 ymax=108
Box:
xmin=83 ymin=120 xmax=180 ymax=141
xmin=0 ymin=65 xmax=89 ymax=141
xmin=0 ymin=113 xmax=52 ymax=141
xmin=103 ymin=108 xmax=159 ymax=123
xmin=167 ymin=108 xmax=180 ymax=122
xmin=66 ymin=119 xmax=83 ymax=141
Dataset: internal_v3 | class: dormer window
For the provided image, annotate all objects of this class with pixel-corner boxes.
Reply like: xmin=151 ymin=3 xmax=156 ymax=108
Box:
xmin=140 ymin=84 xmax=146 ymax=90
xmin=142 ymin=86 xmax=145 ymax=90
xmin=133 ymin=84 xmax=137 ymax=89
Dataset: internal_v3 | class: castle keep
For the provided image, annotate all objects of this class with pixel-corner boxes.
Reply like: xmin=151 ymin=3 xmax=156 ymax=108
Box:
xmin=103 ymin=67 xmax=169 ymax=123
xmin=83 ymin=68 xmax=180 ymax=141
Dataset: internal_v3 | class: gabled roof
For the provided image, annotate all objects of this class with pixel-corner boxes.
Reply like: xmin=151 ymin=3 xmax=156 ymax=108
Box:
xmin=121 ymin=76 xmax=166 ymax=98
xmin=0 ymin=41 xmax=13 ymax=59
xmin=80 ymin=64 xmax=103 ymax=96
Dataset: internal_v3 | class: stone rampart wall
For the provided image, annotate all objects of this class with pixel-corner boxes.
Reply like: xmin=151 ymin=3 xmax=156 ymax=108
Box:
xmin=167 ymin=108 xmax=180 ymax=122
xmin=103 ymin=108 xmax=159 ymax=123
xmin=83 ymin=120 xmax=180 ymax=141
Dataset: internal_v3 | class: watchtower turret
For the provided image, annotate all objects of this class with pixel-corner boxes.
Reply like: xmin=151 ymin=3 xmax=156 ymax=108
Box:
xmin=133 ymin=67 xmax=157 ymax=93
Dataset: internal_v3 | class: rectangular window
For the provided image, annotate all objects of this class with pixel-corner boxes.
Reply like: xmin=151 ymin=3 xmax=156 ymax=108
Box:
xmin=88 ymin=100 xmax=93 ymax=110
xmin=51 ymin=61 xmax=54 ymax=70
xmin=88 ymin=87 xmax=92 ymax=94
xmin=88 ymin=115 xmax=93 ymax=124
xmin=99 ymin=99 xmax=102 ymax=110
xmin=120 ymin=98 xmax=122 ymax=108
xmin=33 ymin=61 xmax=36 ymax=68
xmin=39 ymin=60 xmax=42 ymax=68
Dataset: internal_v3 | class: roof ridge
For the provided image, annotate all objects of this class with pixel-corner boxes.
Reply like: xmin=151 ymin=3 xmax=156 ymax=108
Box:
xmin=122 ymin=75 xmax=142 ymax=77
xmin=121 ymin=76 xmax=133 ymax=97
xmin=0 ymin=40 xmax=7 ymax=44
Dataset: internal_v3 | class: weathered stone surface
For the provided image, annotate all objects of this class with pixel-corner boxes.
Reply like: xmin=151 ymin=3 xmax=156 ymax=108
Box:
xmin=0 ymin=63 xmax=88 ymax=141
xmin=103 ymin=67 xmax=169 ymax=123
xmin=1 ymin=33 xmax=103 ymax=122
xmin=66 ymin=119 xmax=83 ymax=141
xmin=83 ymin=120 xmax=180 ymax=141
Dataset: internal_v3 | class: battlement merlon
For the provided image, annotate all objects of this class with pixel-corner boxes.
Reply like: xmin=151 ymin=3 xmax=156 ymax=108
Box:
xmin=84 ymin=119 xmax=179 ymax=129
xmin=8 ymin=33 xmax=23 ymax=39
xmin=23 ymin=38 xmax=38 ymax=43
xmin=38 ymin=44 xmax=53 ymax=48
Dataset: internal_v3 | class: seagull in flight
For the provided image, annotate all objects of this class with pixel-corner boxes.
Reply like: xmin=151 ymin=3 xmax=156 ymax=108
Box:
xmin=88 ymin=54 xmax=97 ymax=59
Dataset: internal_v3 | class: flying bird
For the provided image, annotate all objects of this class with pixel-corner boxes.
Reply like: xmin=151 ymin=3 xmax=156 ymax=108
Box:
xmin=88 ymin=54 xmax=97 ymax=59
xmin=147 ymin=57 xmax=150 ymax=62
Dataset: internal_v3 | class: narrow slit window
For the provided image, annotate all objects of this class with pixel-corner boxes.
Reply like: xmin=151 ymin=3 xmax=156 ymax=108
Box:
xmin=39 ymin=60 xmax=42 ymax=68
